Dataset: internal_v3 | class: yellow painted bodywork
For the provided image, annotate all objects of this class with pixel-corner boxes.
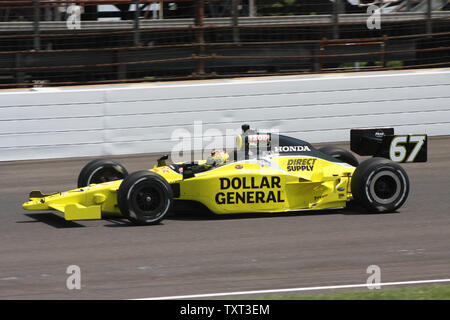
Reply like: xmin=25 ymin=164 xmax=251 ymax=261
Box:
xmin=22 ymin=182 xmax=122 ymax=220
xmin=22 ymin=154 xmax=355 ymax=221
xmin=178 ymin=156 xmax=354 ymax=214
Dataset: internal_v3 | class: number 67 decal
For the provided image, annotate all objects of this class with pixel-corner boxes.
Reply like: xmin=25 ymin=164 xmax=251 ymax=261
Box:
xmin=389 ymin=135 xmax=427 ymax=163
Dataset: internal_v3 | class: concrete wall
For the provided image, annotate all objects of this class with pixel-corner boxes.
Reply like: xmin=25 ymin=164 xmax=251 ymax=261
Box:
xmin=1 ymin=69 xmax=449 ymax=161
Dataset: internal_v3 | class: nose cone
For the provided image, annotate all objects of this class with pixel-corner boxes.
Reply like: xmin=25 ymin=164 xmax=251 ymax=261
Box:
xmin=22 ymin=199 xmax=49 ymax=211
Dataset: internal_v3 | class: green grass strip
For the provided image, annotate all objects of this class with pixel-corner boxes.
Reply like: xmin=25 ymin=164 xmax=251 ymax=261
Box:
xmin=260 ymin=285 xmax=450 ymax=300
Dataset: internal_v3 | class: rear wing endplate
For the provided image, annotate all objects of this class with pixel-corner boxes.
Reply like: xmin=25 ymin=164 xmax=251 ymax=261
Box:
xmin=350 ymin=128 xmax=427 ymax=163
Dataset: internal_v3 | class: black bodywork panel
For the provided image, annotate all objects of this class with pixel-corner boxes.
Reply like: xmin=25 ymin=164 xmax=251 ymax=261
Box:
xmin=351 ymin=128 xmax=427 ymax=162
xmin=237 ymin=128 xmax=346 ymax=164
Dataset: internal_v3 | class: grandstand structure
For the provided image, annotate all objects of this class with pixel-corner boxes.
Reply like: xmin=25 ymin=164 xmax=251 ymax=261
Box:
xmin=0 ymin=0 xmax=448 ymax=87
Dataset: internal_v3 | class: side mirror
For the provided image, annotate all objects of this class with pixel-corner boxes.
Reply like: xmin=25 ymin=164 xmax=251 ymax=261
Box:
xmin=157 ymin=154 xmax=169 ymax=167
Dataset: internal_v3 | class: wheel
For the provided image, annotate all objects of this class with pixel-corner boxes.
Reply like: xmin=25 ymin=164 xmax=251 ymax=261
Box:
xmin=351 ymin=157 xmax=409 ymax=213
xmin=117 ymin=170 xmax=173 ymax=225
xmin=77 ymin=159 xmax=128 ymax=188
xmin=319 ymin=146 xmax=359 ymax=167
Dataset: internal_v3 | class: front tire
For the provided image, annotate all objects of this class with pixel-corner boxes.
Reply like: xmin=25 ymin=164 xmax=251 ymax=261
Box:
xmin=351 ymin=157 xmax=409 ymax=213
xmin=117 ymin=170 xmax=173 ymax=225
xmin=78 ymin=159 xmax=128 ymax=188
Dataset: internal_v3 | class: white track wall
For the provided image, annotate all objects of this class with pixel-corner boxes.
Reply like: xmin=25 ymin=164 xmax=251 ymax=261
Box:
xmin=1 ymin=69 xmax=449 ymax=161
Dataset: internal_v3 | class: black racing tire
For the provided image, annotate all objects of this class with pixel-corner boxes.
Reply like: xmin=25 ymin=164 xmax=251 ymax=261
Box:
xmin=351 ymin=157 xmax=409 ymax=213
xmin=77 ymin=159 xmax=128 ymax=188
xmin=318 ymin=146 xmax=359 ymax=167
xmin=117 ymin=170 xmax=173 ymax=226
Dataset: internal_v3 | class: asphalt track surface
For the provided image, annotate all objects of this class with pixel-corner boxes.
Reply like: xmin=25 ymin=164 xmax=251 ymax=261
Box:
xmin=0 ymin=137 xmax=449 ymax=300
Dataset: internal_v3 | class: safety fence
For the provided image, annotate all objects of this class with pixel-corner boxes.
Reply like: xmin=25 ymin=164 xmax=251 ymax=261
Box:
xmin=0 ymin=0 xmax=449 ymax=87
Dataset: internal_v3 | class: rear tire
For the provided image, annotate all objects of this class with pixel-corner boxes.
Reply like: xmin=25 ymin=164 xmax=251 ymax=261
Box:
xmin=78 ymin=159 xmax=128 ymax=188
xmin=117 ymin=170 xmax=173 ymax=225
xmin=318 ymin=146 xmax=359 ymax=167
xmin=351 ymin=157 xmax=409 ymax=213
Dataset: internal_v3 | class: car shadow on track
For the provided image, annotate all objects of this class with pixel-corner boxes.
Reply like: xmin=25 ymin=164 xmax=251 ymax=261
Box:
xmin=165 ymin=208 xmax=394 ymax=222
xmin=19 ymin=213 xmax=86 ymax=228
xmin=18 ymin=206 xmax=396 ymax=229
xmin=162 ymin=200 xmax=395 ymax=221
xmin=102 ymin=205 xmax=397 ymax=228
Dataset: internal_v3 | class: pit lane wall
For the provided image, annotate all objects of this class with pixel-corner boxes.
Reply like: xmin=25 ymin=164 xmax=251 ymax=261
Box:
xmin=1 ymin=69 xmax=449 ymax=161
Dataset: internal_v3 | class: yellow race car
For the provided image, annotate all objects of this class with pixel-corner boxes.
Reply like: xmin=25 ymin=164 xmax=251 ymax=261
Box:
xmin=22 ymin=125 xmax=427 ymax=225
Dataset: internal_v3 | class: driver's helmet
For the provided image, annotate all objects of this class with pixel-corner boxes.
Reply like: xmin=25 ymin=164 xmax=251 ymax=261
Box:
xmin=206 ymin=149 xmax=229 ymax=166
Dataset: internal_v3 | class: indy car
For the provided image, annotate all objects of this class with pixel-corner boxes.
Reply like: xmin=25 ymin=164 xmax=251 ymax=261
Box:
xmin=22 ymin=125 xmax=427 ymax=225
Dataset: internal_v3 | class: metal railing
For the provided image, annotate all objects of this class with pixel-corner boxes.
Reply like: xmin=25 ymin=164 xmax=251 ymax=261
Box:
xmin=0 ymin=0 xmax=448 ymax=87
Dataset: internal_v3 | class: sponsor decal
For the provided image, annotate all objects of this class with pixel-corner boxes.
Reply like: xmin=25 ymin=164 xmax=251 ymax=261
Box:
xmin=162 ymin=167 xmax=169 ymax=173
xmin=235 ymin=164 xmax=244 ymax=170
xmin=274 ymin=145 xmax=311 ymax=152
xmin=248 ymin=134 xmax=270 ymax=146
xmin=286 ymin=158 xmax=316 ymax=172
xmin=375 ymin=130 xmax=385 ymax=138
xmin=215 ymin=176 xmax=285 ymax=205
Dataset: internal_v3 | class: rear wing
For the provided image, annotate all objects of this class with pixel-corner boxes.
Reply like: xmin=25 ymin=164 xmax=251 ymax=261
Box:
xmin=350 ymin=128 xmax=427 ymax=163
